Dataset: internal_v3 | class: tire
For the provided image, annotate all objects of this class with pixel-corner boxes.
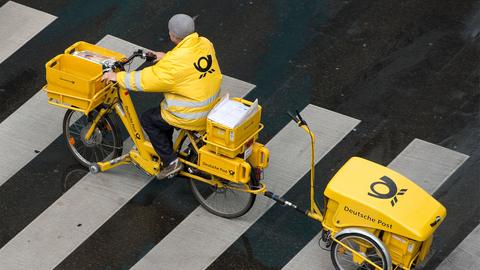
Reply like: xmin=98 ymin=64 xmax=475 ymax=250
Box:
xmin=190 ymin=174 xmax=257 ymax=218
xmin=331 ymin=231 xmax=389 ymax=270
xmin=181 ymin=136 xmax=257 ymax=218
xmin=63 ymin=109 xmax=122 ymax=168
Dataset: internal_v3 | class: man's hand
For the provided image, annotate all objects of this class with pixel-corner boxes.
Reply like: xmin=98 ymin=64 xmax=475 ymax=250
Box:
xmin=153 ymin=51 xmax=166 ymax=61
xmin=102 ymin=71 xmax=117 ymax=82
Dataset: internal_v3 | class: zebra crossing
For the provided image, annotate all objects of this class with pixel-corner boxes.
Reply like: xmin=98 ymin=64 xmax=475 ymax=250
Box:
xmin=0 ymin=1 xmax=477 ymax=269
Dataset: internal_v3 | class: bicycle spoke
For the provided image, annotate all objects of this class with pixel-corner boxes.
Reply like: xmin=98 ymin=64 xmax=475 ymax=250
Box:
xmin=68 ymin=131 xmax=81 ymax=136
xmin=99 ymin=144 xmax=108 ymax=158
xmin=89 ymin=149 xmax=95 ymax=162
xmin=71 ymin=121 xmax=83 ymax=131
xmin=81 ymin=116 xmax=88 ymax=126
xmin=99 ymin=141 xmax=115 ymax=148
xmin=93 ymin=148 xmax=99 ymax=161
xmin=76 ymin=143 xmax=86 ymax=152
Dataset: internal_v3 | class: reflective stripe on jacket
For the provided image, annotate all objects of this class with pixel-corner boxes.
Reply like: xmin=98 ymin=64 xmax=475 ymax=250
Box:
xmin=117 ymin=32 xmax=222 ymax=130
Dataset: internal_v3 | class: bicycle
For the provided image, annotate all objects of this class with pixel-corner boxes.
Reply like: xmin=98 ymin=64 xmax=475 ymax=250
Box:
xmin=44 ymin=41 xmax=269 ymax=218
xmin=44 ymin=41 xmax=446 ymax=269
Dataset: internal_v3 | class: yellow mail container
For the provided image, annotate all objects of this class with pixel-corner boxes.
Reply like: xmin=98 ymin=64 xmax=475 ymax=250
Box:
xmin=204 ymin=98 xmax=263 ymax=158
xmin=43 ymin=41 xmax=126 ymax=114
xmin=44 ymin=54 xmax=105 ymax=113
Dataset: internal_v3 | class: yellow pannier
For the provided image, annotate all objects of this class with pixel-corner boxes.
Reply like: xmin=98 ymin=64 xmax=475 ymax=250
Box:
xmin=198 ymin=146 xmax=251 ymax=183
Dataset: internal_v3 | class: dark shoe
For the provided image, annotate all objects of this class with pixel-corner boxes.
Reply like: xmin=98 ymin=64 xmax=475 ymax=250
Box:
xmin=156 ymin=159 xmax=184 ymax=180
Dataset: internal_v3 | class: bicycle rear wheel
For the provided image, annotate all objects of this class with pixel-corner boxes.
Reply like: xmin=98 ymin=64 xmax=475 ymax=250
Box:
xmin=180 ymin=138 xmax=257 ymax=218
xmin=190 ymin=175 xmax=257 ymax=218
xmin=63 ymin=109 xmax=122 ymax=168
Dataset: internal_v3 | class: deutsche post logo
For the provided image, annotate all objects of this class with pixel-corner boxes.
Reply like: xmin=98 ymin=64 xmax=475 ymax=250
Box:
xmin=194 ymin=55 xmax=215 ymax=79
xmin=368 ymin=176 xmax=407 ymax=207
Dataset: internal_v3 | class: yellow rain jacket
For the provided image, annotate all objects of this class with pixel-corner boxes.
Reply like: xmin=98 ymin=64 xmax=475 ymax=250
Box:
xmin=116 ymin=33 xmax=222 ymax=130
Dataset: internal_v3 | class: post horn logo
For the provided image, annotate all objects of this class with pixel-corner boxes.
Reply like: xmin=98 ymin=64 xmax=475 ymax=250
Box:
xmin=194 ymin=55 xmax=215 ymax=79
xmin=368 ymin=176 xmax=407 ymax=207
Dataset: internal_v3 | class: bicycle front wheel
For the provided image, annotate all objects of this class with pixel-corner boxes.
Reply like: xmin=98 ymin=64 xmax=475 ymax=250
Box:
xmin=63 ymin=109 xmax=122 ymax=168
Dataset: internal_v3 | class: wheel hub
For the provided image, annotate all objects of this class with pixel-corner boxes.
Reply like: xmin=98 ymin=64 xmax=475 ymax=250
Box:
xmin=79 ymin=125 xmax=103 ymax=147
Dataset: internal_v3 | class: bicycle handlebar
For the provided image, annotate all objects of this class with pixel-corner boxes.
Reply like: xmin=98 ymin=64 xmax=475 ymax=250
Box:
xmin=103 ymin=49 xmax=157 ymax=73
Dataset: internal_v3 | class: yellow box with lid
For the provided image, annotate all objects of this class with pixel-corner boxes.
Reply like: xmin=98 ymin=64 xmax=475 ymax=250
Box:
xmin=43 ymin=41 xmax=126 ymax=114
xmin=198 ymin=146 xmax=251 ymax=183
xmin=204 ymin=97 xmax=263 ymax=158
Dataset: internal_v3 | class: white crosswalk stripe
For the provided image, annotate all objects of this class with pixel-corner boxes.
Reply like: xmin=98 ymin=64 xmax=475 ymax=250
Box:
xmin=388 ymin=139 xmax=468 ymax=194
xmin=0 ymin=1 xmax=56 ymax=64
xmin=0 ymin=2 xmax=59 ymax=187
xmin=130 ymin=105 xmax=361 ymax=270
xmin=436 ymin=224 xmax=480 ymax=270
xmin=0 ymin=35 xmax=256 ymax=269
xmin=282 ymin=139 xmax=468 ymax=270
xmin=0 ymin=91 xmax=64 ymax=187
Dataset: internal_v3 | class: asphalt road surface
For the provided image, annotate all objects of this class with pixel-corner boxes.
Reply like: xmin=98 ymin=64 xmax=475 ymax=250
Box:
xmin=0 ymin=0 xmax=478 ymax=269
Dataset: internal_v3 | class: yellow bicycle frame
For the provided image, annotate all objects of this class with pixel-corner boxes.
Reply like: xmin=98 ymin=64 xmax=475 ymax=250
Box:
xmin=84 ymin=84 xmax=266 ymax=195
xmin=81 ymin=85 xmax=158 ymax=175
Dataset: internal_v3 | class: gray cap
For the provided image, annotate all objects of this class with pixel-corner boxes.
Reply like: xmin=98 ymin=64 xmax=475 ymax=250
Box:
xmin=168 ymin=14 xmax=195 ymax=39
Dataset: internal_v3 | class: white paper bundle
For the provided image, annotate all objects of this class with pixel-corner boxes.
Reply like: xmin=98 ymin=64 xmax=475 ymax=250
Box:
xmin=208 ymin=94 xmax=258 ymax=128
xmin=72 ymin=50 xmax=116 ymax=66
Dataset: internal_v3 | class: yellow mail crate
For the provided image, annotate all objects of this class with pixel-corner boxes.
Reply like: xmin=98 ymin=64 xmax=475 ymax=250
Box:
xmin=204 ymin=98 xmax=263 ymax=158
xmin=43 ymin=42 xmax=126 ymax=114
xmin=44 ymin=54 xmax=106 ymax=113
